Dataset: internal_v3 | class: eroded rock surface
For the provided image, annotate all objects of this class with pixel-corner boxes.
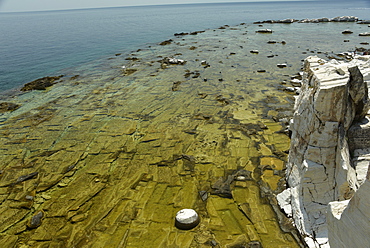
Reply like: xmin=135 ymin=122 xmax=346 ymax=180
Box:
xmin=278 ymin=55 xmax=370 ymax=247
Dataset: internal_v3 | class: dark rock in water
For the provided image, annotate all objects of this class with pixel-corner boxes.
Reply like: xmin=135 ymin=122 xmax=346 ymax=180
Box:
xmin=277 ymin=64 xmax=288 ymax=68
xmin=248 ymin=241 xmax=262 ymax=248
xmin=70 ymin=75 xmax=80 ymax=80
xmin=123 ymin=68 xmax=138 ymax=75
xmin=172 ymin=81 xmax=182 ymax=91
xmin=342 ymin=30 xmax=353 ymax=34
xmin=212 ymin=177 xmax=233 ymax=198
xmin=28 ymin=211 xmax=44 ymax=229
xmin=216 ymin=95 xmax=231 ymax=105
xmin=125 ymin=57 xmax=139 ymax=61
xmin=174 ymin=32 xmax=189 ymax=36
xmin=0 ymin=102 xmax=21 ymax=113
xmin=189 ymin=30 xmax=205 ymax=35
xmin=159 ymin=39 xmax=173 ymax=45
xmin=357 ymin=20 xmax=370 ymax=24
xmin=16 ymin=172 xmax=38 ymax=183
xmin=199 ymin=190 xmax=208 ymax=201
xmin=21 ymin=75 xmax=64 ymax=91
xmin=211 ymin=169 xmax=252 ymax=198
xmin=209 ymin=240 xmax=218 ymax=247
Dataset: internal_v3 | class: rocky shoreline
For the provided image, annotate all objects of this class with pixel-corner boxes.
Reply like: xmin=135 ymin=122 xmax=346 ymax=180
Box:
xmin=0 ymin=16 xmax=369 ymax=247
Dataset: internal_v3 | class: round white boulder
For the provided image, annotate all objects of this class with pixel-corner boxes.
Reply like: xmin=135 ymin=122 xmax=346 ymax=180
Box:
xmin=175 ymin=209 xmax=200 ymax=230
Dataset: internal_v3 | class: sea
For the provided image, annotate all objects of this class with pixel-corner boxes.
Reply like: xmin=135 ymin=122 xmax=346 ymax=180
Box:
xmin=0 ymin=0 xmax=369 ymax=93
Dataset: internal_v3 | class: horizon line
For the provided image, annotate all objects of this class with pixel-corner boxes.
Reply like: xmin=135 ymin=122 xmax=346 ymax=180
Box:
xmin=0 ymin=0 xmax=315 ymax=14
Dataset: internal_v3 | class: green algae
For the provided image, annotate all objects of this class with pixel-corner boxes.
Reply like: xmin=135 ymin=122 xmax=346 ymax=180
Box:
xmin=0 ymin=21 xmax=369 ymax=247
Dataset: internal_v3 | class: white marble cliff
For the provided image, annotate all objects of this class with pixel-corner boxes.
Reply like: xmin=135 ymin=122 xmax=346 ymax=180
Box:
xmin=277 ymin=55 xmax=370 ymax=247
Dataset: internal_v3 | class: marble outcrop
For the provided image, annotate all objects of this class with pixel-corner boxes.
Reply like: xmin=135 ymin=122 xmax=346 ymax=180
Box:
xmin=277 ymin=55 xmax=370 ymax=247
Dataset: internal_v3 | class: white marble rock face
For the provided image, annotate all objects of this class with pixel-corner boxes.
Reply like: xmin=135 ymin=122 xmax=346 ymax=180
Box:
xmin=278 ymin=55 xmax=370 ymax=248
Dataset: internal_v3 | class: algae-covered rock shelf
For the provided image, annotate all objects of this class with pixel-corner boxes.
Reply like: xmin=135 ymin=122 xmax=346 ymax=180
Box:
xmin=0 ymin=20 xmax=369 ymax=247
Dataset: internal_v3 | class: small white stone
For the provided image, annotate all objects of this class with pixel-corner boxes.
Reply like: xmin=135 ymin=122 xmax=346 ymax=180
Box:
xmin=175 ymin=209 xmax=200 ymax=230
xmin=176 ymin=209 xmax=198 ymax=224
xmin=235 ymin=176 xmax=247 ymax=181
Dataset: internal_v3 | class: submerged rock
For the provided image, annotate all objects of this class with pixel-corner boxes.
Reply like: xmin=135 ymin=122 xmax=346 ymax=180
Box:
xmin=28 ymin=211 xmax=44 ymax=229
xmin=159 ymin=39 xmax=173 ymax=45
xmin=342 ymin=30 xmax=353 ymax=34
xmin=0 ymin=102 xmax=20 ymax=113
xmin=21 ymin=75 xmax=64 ymax=91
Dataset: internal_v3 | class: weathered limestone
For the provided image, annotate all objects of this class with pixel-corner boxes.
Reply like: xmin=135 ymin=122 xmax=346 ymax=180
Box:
xmin=278 ymin=55 xmax=370 ymax=247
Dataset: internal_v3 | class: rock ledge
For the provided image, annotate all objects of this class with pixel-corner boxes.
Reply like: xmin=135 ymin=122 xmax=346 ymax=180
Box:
xmin=278 ymin=55 xmax=370 ymax=248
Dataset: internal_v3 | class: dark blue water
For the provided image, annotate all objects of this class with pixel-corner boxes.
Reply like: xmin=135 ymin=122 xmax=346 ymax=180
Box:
xmin=0 ymin=0 xmax=369 ymax=92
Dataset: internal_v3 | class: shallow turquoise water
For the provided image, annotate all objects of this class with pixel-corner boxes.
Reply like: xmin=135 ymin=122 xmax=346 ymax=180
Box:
xmin=0 ymin=0 xmax=369 ymax=92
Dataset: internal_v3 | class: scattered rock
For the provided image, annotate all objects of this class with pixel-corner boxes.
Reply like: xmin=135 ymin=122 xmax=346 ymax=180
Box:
xmin=357 ymin=20 xmax=370 ymax=24
xmin=201 ymin=60 xmax=210 ymax=68
xmin=342 ymin=30 xmax=353 ymax=34
xmin=198 ymin=191 xmax=208 ymax=201
xmin=211 ymin=169 xmax=252 ymax=198
xmin=16 ymin=172 xmax=38 ymax=184
xmin=256 ymin=29 xmax=273 ymax=33
xmin=70 ymin=75 xmax=80 ymax=80
xmin=122 ymin=68 xmax=138 ymax=75
xmin=250 ymin=50 xmax=259 ymax=54
xmin=163 ymin=57 xmax=186 ymax=65
xmin=174 ymin=32 xmax=189 ymax=36
xmin=172 ymin=81 xmax=182 ymax=91
xmin=190 ymin=31 xmax=205 ymax=35
xmin=268 ymin=40 xmax=277 ymax=44
xmin=28 ymin=211 xmax=44 ymax=229
xmin=125 ymin=57 xmax=139 ymax=61
xmin=277 ymin=63 xmax=287 ymax=68
xmin=159 ymin=39 xmax=173 ymax=45
xmin=0 ymin=102 xmax=21 ymax=113
xmin=21 ymin=75 xmax=64 ymax=91
xmin=248 ymin=241 xmax=262 ymax=248
xmin=198 ymin=93 xmax=208 ymax=99
xmin=257 ymin=69 xmax=266 ymax=73
xmin=175 ymin=209 xmax=200 ymax=230
xmin=359 ymin=32 xmax=370 ymax=36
